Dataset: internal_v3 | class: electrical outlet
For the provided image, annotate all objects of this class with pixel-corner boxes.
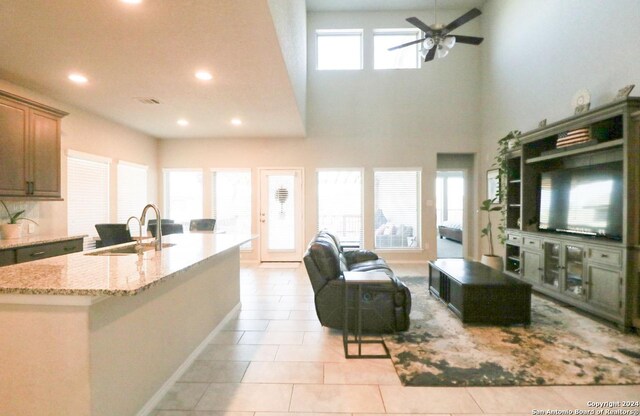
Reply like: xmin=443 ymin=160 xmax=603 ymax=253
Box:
xmin=28 ymin=223 xmax=35 ymax=234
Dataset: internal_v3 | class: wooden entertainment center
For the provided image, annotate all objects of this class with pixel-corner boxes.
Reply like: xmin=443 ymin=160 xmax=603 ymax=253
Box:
xmin=502 ymin=97 xmax=640 ymax=331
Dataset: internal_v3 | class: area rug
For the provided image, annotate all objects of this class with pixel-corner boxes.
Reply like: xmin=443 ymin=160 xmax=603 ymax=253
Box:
xmin=383 ymin=276 xmax=640 ymax=387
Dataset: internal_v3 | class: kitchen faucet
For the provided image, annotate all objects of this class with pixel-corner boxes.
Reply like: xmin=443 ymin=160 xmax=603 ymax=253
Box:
xmin=140 ymin=204 xmax=163 ymax=251
xmin=125 ymin=216 xmax=143 ymax=254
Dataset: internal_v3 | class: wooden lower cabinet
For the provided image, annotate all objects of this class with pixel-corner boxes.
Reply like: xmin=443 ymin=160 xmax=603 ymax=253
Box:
xmin=521 ymin=248 xmax=542 ymax=285
xmin=587 ymin=263 xmax=622 ymax=315
xmin=0 ymin=238 xmax=83 ymax=267
xmin=507 ymin=230 xmax=627 ymax=328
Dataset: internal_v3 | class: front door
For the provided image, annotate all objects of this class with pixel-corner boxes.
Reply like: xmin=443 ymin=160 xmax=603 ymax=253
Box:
xmin=259 ymin=169 xmax=303 ymax=262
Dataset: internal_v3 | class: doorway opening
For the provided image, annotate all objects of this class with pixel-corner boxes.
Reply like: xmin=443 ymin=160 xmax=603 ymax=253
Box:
xmin=436 ymin=170 xmax=464 ymax=258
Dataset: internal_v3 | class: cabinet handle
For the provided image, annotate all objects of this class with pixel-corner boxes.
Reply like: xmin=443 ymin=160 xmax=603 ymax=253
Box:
xmin=30 ymin=251 xmax=46 ymax=257
xmin=600 ymin=254 xmax=609 ymax=258
xmin=63 ymin=246 xmax=76 ymax=252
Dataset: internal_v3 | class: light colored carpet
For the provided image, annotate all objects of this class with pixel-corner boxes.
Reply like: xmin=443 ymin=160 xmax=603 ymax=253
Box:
xmin=384 ymin=276 xmax=640 ymax=386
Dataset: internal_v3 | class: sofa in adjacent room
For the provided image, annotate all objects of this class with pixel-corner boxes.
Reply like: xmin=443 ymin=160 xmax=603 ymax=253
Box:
xmin=303 ymin=230 xmax=412 ymax=333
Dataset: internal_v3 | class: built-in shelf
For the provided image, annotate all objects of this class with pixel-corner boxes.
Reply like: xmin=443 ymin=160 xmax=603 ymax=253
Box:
xmin=509 ymin=204 xmax=521 ymax=208
xmin=507 ymin=256 xmax=521 ymax=262
xmin=526 ymin=138 xmax=624 ymax=164
xmin=509 ymin=179 xmax=521 ymax=184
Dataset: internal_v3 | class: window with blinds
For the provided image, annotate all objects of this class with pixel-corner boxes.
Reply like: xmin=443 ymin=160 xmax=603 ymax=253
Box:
xmin=164 ymin=169 xmax=203 ymax=225
xmin=117 ymin=161 xmax=148 ymax=236
xmin=317 ymin=169 xmax=363 ymax=248
xmin=211 ymin=169 xmax=252 ymax=250
xmin=374 ymin=169 xmax=421 ymax=249
xmin=67 ymin=151 xmax=110 ymax=248
xmin=316 ymin=29 xmax=363 ymax=70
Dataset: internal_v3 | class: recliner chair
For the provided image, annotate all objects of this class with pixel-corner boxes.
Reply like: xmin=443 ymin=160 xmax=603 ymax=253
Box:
xmin=303 ymin=231 xmax=411 ymax=333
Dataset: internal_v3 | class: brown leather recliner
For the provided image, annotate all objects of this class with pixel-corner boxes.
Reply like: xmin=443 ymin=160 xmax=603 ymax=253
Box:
xmin=303 ymin=231 xmax=411 ymax=333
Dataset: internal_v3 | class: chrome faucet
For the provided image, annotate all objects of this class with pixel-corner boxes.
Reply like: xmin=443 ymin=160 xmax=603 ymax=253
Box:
xmin=126 ymin=216 xmax=143 ymax=254
xmin=140 ymin=203 xmax=163 ymax=251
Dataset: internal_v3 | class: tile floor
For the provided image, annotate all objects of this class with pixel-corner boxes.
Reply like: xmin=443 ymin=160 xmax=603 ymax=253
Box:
xmin=152 ymin=263 xmax=640 ymax=415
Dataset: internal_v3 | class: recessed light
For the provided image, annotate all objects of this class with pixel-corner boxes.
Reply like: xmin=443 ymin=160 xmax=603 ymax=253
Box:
xmin=231 ymin=118 xmax=242 ymax=126
xmin=195 ymin=71 xmax=213 ymax=81
xmin=177 ymin=119 xmax=189 ymax=126
xmin=68 ymin=73 xmax=88 ymax=84
xmin=120 ymin=0 xmax=142 ymax=4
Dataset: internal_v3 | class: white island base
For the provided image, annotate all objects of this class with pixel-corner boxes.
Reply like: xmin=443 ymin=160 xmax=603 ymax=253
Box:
xmin=0 ymin=236 xmax=245 ymax=416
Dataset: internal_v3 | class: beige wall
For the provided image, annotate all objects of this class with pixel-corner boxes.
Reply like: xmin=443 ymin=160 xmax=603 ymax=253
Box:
xmin=159 ymin=9 xmax=484 ymax=262
xmin=0 ymin=80 xmax=159 ymax=236
xmin=477 ymin=0 xmax=640 ymax=257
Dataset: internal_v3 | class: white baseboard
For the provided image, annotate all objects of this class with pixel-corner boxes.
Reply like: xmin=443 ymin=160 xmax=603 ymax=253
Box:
xmin=136 ymin=302 xmax=241 ymax=416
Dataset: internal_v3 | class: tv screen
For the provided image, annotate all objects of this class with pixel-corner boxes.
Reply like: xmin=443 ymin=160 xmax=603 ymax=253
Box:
xmin=538 ymin=161 xmax=623 ymax=240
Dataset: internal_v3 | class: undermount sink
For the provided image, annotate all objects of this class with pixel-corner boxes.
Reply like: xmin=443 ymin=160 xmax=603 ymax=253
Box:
xmin=85 ymin=242 xmax=176 ymax=256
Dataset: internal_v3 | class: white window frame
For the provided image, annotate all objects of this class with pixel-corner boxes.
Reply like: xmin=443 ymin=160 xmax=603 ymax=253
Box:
xmin=316 ymin=168 xmax=365 ymax=249
xmin=163 ymin=168 xmax=204 ymax=227
xmin=373 ymin=167 xmax=422 ymax=251
xmin=66 ymin=149 xmax=111 ymax=249
xmin=373 ymin=28 xmax=422 ymax=70
xmin=117 ymin=160 xmax=148 ymax=235
xmin=315 ymin=29 xmax=364 ymax=70
xmin=210 ymin=168 xmax=253 ymax=251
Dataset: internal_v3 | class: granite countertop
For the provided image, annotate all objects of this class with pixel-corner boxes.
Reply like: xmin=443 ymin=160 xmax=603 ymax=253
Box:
xmin=0 ymin=233 xmax=253 ymax=297
xmin=0 ymin=234 xmax=86 ymax=250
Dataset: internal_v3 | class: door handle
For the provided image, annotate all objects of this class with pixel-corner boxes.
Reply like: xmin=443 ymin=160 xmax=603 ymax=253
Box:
xmin=260 ymin=219 xmax=266 ymax=223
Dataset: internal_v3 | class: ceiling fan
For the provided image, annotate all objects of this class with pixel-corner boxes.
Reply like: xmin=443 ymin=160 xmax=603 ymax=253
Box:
xmin=388 ymin=1 xmax=484 ymax=62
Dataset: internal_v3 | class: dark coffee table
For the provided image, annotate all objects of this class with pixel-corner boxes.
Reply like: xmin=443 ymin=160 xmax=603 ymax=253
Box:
xmin=428 ymin=259 xmax=531 ymax=325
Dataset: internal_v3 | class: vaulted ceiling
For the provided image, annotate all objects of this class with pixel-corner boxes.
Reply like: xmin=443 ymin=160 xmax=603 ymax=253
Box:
xmin=0 ymin=0 xmax=484 ymax=140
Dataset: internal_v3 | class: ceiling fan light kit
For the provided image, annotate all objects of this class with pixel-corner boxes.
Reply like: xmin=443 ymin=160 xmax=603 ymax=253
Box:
xmin=389 ymin=0 xmax=484 ymax=63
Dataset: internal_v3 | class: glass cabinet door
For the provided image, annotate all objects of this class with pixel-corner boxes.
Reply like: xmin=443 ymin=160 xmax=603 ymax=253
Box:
xmin=564 ymin=245 xmax=585 ymax=297
xmin=543 ymin=242 xmax=560 ymax=288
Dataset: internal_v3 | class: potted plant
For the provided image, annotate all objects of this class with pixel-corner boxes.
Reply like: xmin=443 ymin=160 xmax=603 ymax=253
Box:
xmin=479 ymin=198 xmax=503 ymax=270
xmin=0 ymin=201 xmax=37 ymax=239
xmin=493 ymin=130 xmax=521 ymax=245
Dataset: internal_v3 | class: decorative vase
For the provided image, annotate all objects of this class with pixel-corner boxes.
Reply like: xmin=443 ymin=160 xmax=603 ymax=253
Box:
xmin=0 ymin=223 xmax=23 ymax=239
xmin=481 ymin=254 xmax=503 ymax=271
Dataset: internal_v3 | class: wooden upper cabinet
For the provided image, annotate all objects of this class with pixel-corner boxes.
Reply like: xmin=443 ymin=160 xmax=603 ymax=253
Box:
xmin=0 ymin=97 xmax=29 ymax=196
xmin=0 ymin=90 xmax=67 ymax=199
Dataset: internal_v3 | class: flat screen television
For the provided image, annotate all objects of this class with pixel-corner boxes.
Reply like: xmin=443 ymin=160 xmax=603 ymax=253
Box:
xmin=538 ymin=161 xmax=623 ymax=240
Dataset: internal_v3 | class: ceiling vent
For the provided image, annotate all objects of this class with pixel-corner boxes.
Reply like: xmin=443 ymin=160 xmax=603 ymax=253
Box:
xmin=134 ymin=97 xmax=161 ymax=104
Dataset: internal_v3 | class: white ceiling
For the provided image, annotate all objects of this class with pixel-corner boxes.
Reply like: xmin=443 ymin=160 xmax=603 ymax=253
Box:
xmin=0 ymin=0 xmax=305 ymax=139
xmin=0 ymin=0 xmax=486 ymax=140
xmin=306 ymin=0 xmax=486 ymax=12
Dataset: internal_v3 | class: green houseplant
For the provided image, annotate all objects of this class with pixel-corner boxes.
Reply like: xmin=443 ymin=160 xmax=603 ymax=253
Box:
xmin=493 ymin=130 xmax=521 ymax=245
xmin=479 ymin=198 xmax=503 ymax=270
xmin=0 ymin=201 xmax=37 ymax=239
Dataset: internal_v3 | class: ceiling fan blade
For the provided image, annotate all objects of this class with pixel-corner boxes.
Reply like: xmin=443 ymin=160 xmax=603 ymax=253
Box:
xmin=453 ymin=35 xmax=484 ymax=45
xmin=443 ymin=8 xmax=482 ymax=34
xmin=388 ymin=37 xmax=425 ymax=51
xmin=406 ymin=17 xmax=434 ymax=35
xmin=424 ymin=46 xmax=437 ymax=62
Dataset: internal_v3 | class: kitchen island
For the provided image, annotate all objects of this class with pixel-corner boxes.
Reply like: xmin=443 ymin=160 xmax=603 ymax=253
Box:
xmin=0 ymin=232 xmax=253 ymax=416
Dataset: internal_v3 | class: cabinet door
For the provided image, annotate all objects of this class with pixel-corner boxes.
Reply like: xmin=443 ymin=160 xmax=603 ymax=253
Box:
xmin=563 ymin=244 xmax=586 ymax=298
xmin=587 ymin=264 xmax=622 ymax=315
xmin=0 ymin=97 xmax=29 ymax=196
xmin=30 ymin=109 xmax=61 ymax=198
xmin=542 ymin=241 xmax=560 ymax=289
xmin=521 ymin=249 xmax=542 ymax=284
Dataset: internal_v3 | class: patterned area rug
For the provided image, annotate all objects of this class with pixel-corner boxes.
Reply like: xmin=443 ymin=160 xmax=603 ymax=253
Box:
xmin=383 ymin=276 xmax=640 ymax=387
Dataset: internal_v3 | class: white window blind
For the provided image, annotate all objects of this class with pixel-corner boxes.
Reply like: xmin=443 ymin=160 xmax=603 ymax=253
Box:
xmin=374 ymin=169 xmax=421 ymax=249
xmin=67 ymin=151 xmax=110 ymax=247
xmin=164 ymin=169 xmax=203 ymax=225
xmin=373 ymin=29 xmax=421 ymax=69
xmin=317 ymin=169 xmax=363 ymax=247
xmin=316 ymin=29 xmax=363 ymax=70
xmin=117 ymin=161 xmax=148 ymax=236
xmin=211 ymin=170 xmax=252 ymax=249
